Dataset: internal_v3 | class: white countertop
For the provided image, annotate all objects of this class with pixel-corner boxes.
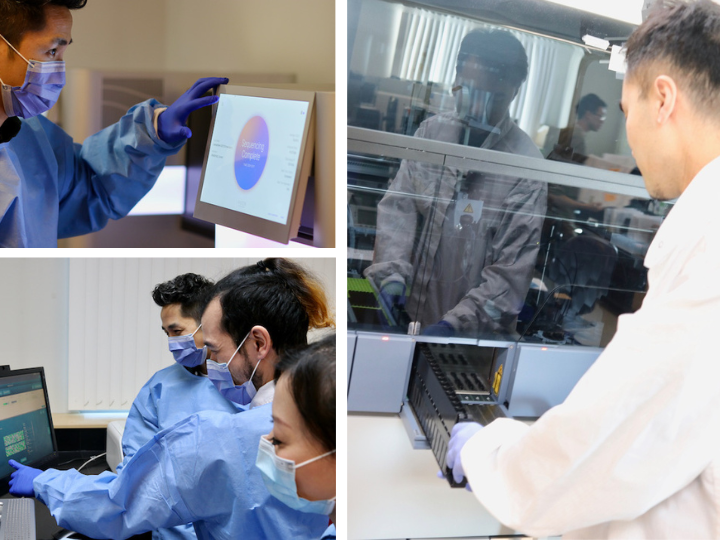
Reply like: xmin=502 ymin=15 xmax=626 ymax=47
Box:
xmin=348 ymin=413 xmax=518 ymax=539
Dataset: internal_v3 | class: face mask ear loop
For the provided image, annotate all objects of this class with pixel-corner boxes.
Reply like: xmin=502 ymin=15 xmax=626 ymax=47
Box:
xmin=191 ymin=324 xmax=202 ymax=337
xmin=248 ymin=350 xmax=263 ymax=381
xmin=0 ymin=34 xmax=31 ymax=65
xmin=226 ymin=330 xmax=251 ymax=368
xmin=296 ymin=449 xmax=337 ymax=469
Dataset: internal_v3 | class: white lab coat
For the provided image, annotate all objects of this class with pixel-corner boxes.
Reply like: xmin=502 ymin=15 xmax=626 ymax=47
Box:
xmin=461 ymin=156 xmax=720 ymax=538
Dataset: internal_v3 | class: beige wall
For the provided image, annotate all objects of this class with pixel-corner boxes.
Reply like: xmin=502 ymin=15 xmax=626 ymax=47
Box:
xmin=165 ymin=0 xmax=335 ymax=84
xmin=69 ymin=0 xmax=167 ymax=71
xmin=67 ymin=0 xmax=334 ymax=84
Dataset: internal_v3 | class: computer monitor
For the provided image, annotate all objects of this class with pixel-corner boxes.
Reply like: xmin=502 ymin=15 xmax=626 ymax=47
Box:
xmin=0 ymin=368 xmax=58 ymax=484
xmin=193 ymin=85 xmax=316 ymax=244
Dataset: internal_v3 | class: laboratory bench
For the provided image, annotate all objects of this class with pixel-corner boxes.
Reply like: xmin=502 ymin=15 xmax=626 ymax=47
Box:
xmin=349 ymin=412 xmax=526 ymax=540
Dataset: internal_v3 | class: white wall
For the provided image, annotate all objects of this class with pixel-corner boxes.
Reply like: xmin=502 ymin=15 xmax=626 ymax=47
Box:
xmin=0 ymin=258 xmax=335 ymax=414
xmin=68 ymin=0 xmax=334 ymax=84
xmin=0 ymin=259 xmax=70 ymax=415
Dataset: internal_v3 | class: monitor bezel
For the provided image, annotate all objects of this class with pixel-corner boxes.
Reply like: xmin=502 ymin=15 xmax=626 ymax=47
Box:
xmin=193 ymin=85 xmax=316 ymax=244
xmin=0 ymin=367 xmax=59 ymax=489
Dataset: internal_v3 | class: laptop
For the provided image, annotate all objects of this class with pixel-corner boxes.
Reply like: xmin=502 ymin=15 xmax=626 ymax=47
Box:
xmin=0 ymin=366 xmax=61 ymax=540
xmin=0 ymin=367 xmax=60 ymax=486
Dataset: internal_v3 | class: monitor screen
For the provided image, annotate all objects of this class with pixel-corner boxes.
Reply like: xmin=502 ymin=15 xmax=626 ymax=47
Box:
xmin=194 ymin=86 xmax=315 ymax=244
xmin=0 ymin=371 xmax=55 ymax=481
xmin=200 ymin=93 xmax=308 ymax=225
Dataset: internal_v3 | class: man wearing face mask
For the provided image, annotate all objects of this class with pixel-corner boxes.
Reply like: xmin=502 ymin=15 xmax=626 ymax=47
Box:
xmin=6 ymin=259 xmax=335 ymax=539
xmin=119 ymin=273 xmax=241 ymax=540
xmin=364 ymin=29 xmax=547 ymax=338
xmin=200 ymin=259 xmax=334 ymax=411
xmin=0 ymin=0 xmax=227 ymax=247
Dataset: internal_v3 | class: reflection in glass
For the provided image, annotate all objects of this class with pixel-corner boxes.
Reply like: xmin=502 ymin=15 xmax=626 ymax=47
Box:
xmin=361 ymin=29 xmax=548 ymax=340
xmin=348 ymin=0 xmax=637 ymax=173
xmin=347 ymin=0 xmax=663 ymax=348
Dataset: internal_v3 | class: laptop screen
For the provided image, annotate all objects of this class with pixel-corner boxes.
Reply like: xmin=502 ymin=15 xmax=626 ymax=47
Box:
xmin=0 ymin=369 xmax=57 ymax=481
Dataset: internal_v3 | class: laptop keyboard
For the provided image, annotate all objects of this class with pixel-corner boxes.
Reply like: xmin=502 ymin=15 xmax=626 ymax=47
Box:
xmin=0 ymin=499 xmax=35 ymax=540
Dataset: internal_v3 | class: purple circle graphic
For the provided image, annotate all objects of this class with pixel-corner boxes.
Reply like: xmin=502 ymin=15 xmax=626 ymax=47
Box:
xmin=234 ymin=116 xmax=269 ymax=190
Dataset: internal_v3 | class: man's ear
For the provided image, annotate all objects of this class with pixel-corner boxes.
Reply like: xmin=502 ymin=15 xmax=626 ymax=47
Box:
xmin=250 ymin=326 xmax=272 ymax=360
xmin=653 ymin=74 xmax=678 ymax=125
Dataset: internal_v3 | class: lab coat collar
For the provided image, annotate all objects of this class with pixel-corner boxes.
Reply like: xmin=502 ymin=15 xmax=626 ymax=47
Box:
xmin=250 ymin=380 xmax=275 ymax=409
xmin=644 ymin=155 xmax=720 ymax=269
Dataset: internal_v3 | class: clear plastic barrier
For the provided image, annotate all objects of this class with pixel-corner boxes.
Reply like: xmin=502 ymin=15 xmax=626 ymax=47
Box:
xmin=348 ymin=0 xmax=638 ymax=174
xmin=347 ymin=0 xmax=660 ymax=346
xmin=348 ymin=141 xmax=669 ymax=346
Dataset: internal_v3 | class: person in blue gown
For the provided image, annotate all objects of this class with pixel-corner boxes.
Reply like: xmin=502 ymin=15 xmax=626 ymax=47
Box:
xmin=30 ymin=404 xmax=327 ymax=540
xmin=8 ymin=259 xmax=335 ymax=539
xmin=120 ymin=272 xmax=240 ymax=540
xmin=0 ymin=0 xmax=226 ymax=247
xmin=256 ymin=335 xmax=337 ymax=539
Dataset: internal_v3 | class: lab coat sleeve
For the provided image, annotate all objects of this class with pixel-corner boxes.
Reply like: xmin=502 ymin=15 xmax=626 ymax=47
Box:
xmin=34 ymin=467 xmax=188 ymax=540
xmin=444 ymin=177 xmax=547 ymax=333
xmin=460 ymin=243 xmax=720 ymax=536
xmin=115 ymin=381 xmax=160 ymax=474
xmin=33 ymin=415 xmax=213 ymax=540
xmin=363 ymin=122 xmax=434 ymax=288
xmin=45 ymin=99 xmax=183 ymax=239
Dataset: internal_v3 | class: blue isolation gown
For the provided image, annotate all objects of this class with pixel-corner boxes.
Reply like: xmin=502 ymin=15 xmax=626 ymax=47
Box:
xmin=0 ymin=99 xmax=181 ymax=247
xmin=116 ymin=362 xmax=243 ymax=540
xmin=33 ymin=405 xmax=328 ymax=540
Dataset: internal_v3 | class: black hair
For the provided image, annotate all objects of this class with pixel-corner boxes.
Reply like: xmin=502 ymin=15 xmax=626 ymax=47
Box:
xmin=274 ymin=334 xmax=336 ymax=453
xmin=625 ymin=0 xmax=720 ymax=111
xmin=0 ymin=0 xmax=87 ymax=48
xmin=204 ymin=258 xmax=334 ymax=354
xmin=576 ymin=93 xmax=607 ymax=118
xmin=152 ymin=273 xmax=214 ymax=324
xmin=456 ymin=29 xmax=528 ymax=88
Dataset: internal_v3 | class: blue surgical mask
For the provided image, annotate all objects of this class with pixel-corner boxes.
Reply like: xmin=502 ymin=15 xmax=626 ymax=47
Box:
xmin=0 ymin=34 xmax=65 ymax=119
xmin=206 ymin=330 xmax=263 ymax=406
xmin=167 ymin=325 xmax=206 ymax=368
xmin=255 ymin=436 xmax=336 ymax=515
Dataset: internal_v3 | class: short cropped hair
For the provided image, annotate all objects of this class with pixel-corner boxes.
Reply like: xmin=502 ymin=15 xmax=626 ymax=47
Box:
xmin=456 ymin=29 xmax=528 ymax=88
xmin=576 ymin=93 xmax=607 ymax=118
xmin=0 ymin=0 xmax=87 ymax=48
xmin=625 ymin=0 xmax=720 ymax=113
xmin=275 ymin=334 xmax=336 ymax=453
xmin=152 ymin=273 xmax=214 ymax=324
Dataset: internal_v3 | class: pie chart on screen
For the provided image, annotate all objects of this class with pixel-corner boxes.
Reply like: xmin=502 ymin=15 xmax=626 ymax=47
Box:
xmin=234 ymin=116 xmax=269 ymax=190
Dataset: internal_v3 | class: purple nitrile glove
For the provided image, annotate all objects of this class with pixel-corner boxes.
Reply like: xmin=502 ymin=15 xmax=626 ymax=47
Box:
xmin=379 ymin=280 xmax=406 ymax=310
xmin=446 ymin=421 xmax=483 ymax=486
xmin=8 ymin=459 xmax=42 ymax=497
xmin=423 ymin=319 xmax=455 ymax=337
xmin=157 ymin=77 xmax=229 ymax=145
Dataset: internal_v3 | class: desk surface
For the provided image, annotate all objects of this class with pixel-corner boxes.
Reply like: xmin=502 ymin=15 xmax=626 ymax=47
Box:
xmin=348 ymin=413 xmax=516 ymax=540
xmin=52 ymin=413 xmax=128 ymax=429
